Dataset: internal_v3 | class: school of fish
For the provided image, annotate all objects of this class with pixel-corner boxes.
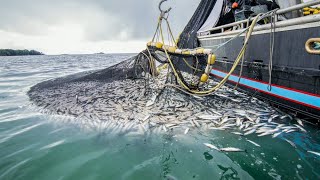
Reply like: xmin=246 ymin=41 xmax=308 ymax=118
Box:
xmin=28 ymin=66 xmax=319 ymax=156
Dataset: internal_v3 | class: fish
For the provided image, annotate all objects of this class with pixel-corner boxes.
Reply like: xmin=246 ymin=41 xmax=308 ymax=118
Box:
xmin=203 ymin=143 xmax=220 ymax=151
xmin=197 ymin=114 xmax=221 ymax=120
xmin=193 ymin=120 xmax=200 ymax=127
xmin=234 ymin=109 xmax=246 ymax=116
xmin=284 ymin=138 xmax=296 ymax=148
xmin=239 ymin=124 xmax=245 ymax=130
xmin=245 ymin=115 xmax=254 ymax=122
xmin=244 ymin=129 xmax=256 ymax=136
xmin=254 ymin=123 xmax=266 ymax=128
xmin=243 ymin=126 xmax=255 ymax=132
xmin=142 ymin=115 xmax=150 ymax=122
xmin=220 ymin=117 xmax=232 ymax=125
xmin=268 ymin=114 xmax=279 ymax=123
xmin=294 ymin=124 xmax=307 ymax=133
xmin=307 ymin=151 xmax=320 ymax=157
xmin=162 ymin=125 xmax=167 ymax=132
xmin=207 ymin=110 xmax=222 ymax=116
xmin=231 ymin=132 xmax=243 ymax=136
xmin=220 ymin=147 xmax=245 ymax=152
xmin=257 ymin=131 xmax=274 ymax=137
xmin=296 ymin=118 xmax=304 ymax=127
xmin=223 ymin=123 xmax=236 ymax=128
xmin=184 ymin=128 xmax=189 ymax=134
xmin=244 ymin=122 xmax=251 ymax=129
xmin=146 ymin=94 xmax=157 ymax=107
xmin=285 ymin=129 xmax=296 ymax=133
xmin=189 ymin=120 xmax=195 ymax=127
xmin=272 ymin=131 xmax=283 ymax=138
xmin=209 ymin=127 xmax=228 ymax=130
xmin=246 ymin=139 xmax=260 ymax=147
xmin=255 ymin=117 xmax=261 ymax=124
xmin=236 ymin=117 xmax=242 ymax=126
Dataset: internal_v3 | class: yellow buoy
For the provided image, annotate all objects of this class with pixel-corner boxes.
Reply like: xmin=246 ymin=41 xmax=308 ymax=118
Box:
xmin=168 ymin=46 xmax=177 ymax=53
xmin=200 ymin=74 xmax=209 ymax=83
xmin=303 ymin=11 xmax=311 ymax=15
xmin=303 ymin=7 xmax=310 ymax=11
xmin=207 ymin=54 xmax=216 ymax=65
xmin=182 ymin=50 xmax=191 ymax=55
xmin=196 ymin=48 xmax=204 ymax=54
xmin=155 ymin=42 xmax=163 ymax=49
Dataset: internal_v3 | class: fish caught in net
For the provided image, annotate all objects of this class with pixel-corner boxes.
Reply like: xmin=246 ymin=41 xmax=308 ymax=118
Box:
xmin=28 ymin=0 xmax=307 ymax=139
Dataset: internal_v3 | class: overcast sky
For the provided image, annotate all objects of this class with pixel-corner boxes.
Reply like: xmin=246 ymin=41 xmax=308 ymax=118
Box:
xmin=0 ymin=0 xmax=201 ymax=54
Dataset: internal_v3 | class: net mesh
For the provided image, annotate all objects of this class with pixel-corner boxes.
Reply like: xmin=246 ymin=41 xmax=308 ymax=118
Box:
xmin=28 ymin=0 xmax=218 ymax=119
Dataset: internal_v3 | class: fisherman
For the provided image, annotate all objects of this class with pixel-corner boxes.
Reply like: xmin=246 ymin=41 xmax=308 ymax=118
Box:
xmin=231 ymin=0 xmax=279 ymax=21
xmin=231 ymin=0 xmax=279 ymax=10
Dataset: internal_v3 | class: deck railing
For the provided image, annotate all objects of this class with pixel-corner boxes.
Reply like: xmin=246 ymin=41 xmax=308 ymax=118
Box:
xmin=197 ymin=0 xmax=320 ymax=38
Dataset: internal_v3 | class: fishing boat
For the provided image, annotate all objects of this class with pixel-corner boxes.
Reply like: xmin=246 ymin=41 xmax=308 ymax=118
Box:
xmin=196 ymin=0 xmax=320 ymax=122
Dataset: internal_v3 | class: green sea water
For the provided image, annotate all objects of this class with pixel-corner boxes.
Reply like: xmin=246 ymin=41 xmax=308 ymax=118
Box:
xmin=0 ymin=54 xmax=319 ymax=180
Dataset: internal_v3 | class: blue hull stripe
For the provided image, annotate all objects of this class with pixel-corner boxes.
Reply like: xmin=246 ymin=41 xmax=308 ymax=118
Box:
xmin=211 ymin=69 xmax=320 ymax=110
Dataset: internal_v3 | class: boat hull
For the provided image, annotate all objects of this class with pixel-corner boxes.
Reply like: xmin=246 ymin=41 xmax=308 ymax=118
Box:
xmin=199 ymin=20 xmax=320 ymax=123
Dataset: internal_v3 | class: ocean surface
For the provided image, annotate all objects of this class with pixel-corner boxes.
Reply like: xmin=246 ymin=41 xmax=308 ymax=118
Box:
xmin=0 ymin=54 xmax=319 ymax=180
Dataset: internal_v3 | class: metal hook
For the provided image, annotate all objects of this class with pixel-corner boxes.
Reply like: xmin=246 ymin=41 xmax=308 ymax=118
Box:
xmin=159 ymin=0 xmax=172 ymax=18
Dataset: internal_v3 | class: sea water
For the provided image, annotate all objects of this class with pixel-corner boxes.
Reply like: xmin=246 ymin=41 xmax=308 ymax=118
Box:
xmin=0 ymin=54 xmax=319 ymax=180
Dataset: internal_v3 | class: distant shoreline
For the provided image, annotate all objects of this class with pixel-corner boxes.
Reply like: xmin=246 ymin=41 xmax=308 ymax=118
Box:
xmin=0 ymin=49 xmax=44 ymax=56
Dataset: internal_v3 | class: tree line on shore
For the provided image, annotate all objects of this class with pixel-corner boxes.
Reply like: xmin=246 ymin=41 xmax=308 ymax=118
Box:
xmin=0 ymin=49 xmax=44 ymax=56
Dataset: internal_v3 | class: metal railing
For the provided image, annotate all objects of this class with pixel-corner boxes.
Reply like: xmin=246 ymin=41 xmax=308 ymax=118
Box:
xmin=197 ymin=0 xmax=320 ymax=38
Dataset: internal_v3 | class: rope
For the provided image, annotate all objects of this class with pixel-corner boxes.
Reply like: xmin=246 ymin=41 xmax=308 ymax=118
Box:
xmin=159 ymin=14 xmax=263 ymax=95
xmin=203 ymin=11 xmax=277 ymax=52
xmin=147 ymin=5 xmax=276 ymax=96
xmin=268 ymin=10 xmax=277 ymax=91
xmin=142 ymin=48 xmax=161 ymax=78
xmin=234 ymin=17 xmax=251 ymax=90
xmin=182 ymin=57 xmax=202 ymax=72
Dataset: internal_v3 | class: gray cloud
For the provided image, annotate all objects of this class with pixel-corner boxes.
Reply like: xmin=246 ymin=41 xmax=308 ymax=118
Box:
xmin=0 ymin=0 xmax=200 ymax=41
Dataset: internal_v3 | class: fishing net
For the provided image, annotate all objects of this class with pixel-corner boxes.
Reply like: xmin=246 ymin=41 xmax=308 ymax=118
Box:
xmin=28 ymin=0 xmax=232 ymax=129
xmin=27 ymin=0 xmax=307 ymax=137
xmin=178 ymin=0 xmax=218 ymax=49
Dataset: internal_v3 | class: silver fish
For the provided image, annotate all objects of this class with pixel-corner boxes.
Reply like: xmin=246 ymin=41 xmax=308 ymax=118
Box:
xmin=246 ymin=139 xmax=260 ymax=147
xmin=284 ymin=138 xmax=296 ymax=148
xmin=223 ymin=123 xmax=236 ymax=128
xmin=231 ymin=132 xmax=243 ymax=136
xmin=203 ymin=143 xmax=220 ymax=151
xmin=184 ymin=128 xmax=190 ymax=134
xmin=285 ymin=129 xmax=296 ymax=133
xmin=244 ymin=129 xmax=256 ymax=136
xmin=307 ymin=151 xmax=320 ymax=157
xmin=220 ymin=117 xmax=231 ymax=125
xmin=236 ymin=117 xmax=242 ymax=126
xmin=197 ymin=114 xmax=221 ymax=120
xmin=142 ymin=115 xmax=150 ymax=122
xmin=294 ymin=124 xmax=307 ymax=133
xmin=220 ymin=147 xmax=245 ymax=152
xmin=193 ymin=120 xmax=201 ymax=127
xmin=162 ymin=125 xmax=167 ymax=132
xmin=296 ymin=118 xmax=304 ymax=127
xmin=272 ymin=131 xmax=283 ymax=138
xmin=257 ymin=131 xmax=274 ymax=137
xmin=245 ymin=115 xmax=254 ymax=122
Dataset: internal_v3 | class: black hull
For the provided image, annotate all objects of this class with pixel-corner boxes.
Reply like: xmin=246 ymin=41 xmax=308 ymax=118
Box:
xmin=200 ymin=23 xmax=320 ymax=123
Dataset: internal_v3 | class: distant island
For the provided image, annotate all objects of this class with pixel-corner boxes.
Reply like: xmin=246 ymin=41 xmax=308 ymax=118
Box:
xmin=0 ymin=49 xmax=44 ymax=56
